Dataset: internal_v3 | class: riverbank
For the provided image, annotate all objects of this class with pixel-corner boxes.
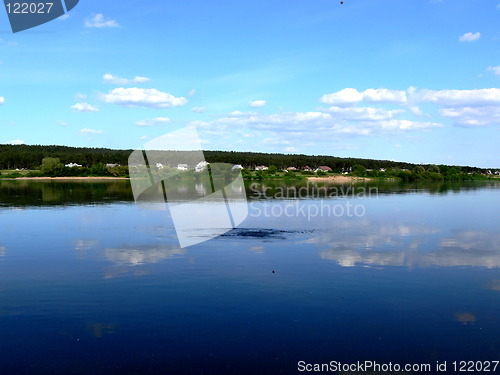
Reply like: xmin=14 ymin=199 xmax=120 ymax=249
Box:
xmin=307 ymin=175 xmax=373 ymax=183
xmin=13 ymin=176 xmax=130 ymax=180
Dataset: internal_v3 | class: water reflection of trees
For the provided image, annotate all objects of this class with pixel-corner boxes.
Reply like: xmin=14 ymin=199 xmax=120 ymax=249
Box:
xmin=245 ymin=180 xmax=500 ymax=199
xmin=1 ymin=180 xmax=498 ymax=207
xmin=0 ymin=180 xmax=133 ymax=207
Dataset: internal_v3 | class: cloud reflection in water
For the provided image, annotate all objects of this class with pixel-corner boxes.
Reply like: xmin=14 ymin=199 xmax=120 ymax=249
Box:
xmin=313 ymin=223 xmax=500 ymax=268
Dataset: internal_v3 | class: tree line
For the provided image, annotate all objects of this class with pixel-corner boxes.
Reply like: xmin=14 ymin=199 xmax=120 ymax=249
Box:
xmin=0 ymin=144 xmax=497 ymax=177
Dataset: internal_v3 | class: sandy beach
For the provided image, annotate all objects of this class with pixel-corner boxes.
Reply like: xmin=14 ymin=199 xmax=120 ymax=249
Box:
xmin=307 ymin=175 xmax=373 ymax=183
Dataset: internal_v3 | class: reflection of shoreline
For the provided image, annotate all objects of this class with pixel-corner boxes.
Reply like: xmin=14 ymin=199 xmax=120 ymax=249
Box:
xmin=14 ymin=177 xmax=129 ymax=180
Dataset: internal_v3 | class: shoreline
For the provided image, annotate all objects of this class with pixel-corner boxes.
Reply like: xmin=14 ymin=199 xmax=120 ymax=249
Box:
xmin=307 ymin=175 xmax=373 ymax=183
xmin=12 ymin=176 xmax=130 ymax=180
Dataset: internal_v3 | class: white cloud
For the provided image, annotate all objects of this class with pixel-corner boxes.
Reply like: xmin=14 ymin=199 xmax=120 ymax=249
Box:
xmin=79 ymin=128 xmax=103 ymax=136
xmin=57 ymin=120 xmax=68 ymax=126
xmin=230 ymin=111 xmax=257 ymax=116
xmin=363 ymin=88 xmax=408 ymax=103
xmin=135 ymin=117 xmax=171 ymax=127
xmin=101 ymin=88 xmax=187 ymax=108
xmin=459 ymin=32 xmax=480 ymax=42
xmin=192 ymin=85 xmax=500 ymax=151
xmin=191 ymin=106 xmax=206 ymax=113
xmin=10 ymin=139 xmax=24 ymax=145
xmin=377 ymin=119 xmax=442 ymax=130
xmin=249 ymin=100 xmax=267 ymax=108
xmin=200 ymin=110 xmax=442 ymax=137
xmin=439 ymin=106 xmax=500 ymax=126
xmin=414 ymin=88 xmax=500 ymax=106
xmin=285 ymin=147 xmax=297 ymax=153
xmin=322 ymin=87 xmax=500 ymax=109
xmin=487 ymin=66 xmax=500 ymax=76
xmin=85 ymin=14 xmax=119 ymax=28
xmin=103 ymin=73 xmax=150 ymax=85
xmin=74 ymin=93 xmax=87 ymax=101
xmin=408 ymin=106 xmax=424 ymax=116
xmin=320 ymin=88 xmax=407 ymax=106
xmin=321 ymin=88 xmax=363 ymax=105
xmin=70 ymin=102 xmax=99 ymax=112
xmin=326 ymin=106 xmax=404 ymax=121
xmin=0 ymin=96 xmax=4 ymax=105
xmin=188 ymin=89 xmax=197 ymax=97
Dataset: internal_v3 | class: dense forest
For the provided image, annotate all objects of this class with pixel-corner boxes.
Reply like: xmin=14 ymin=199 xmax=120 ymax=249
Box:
xmin=1 ymin=144 xmax=496 ymax=175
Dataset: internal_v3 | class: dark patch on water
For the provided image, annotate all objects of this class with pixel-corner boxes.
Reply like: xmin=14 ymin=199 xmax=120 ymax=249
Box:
xmin=221 ymin=228 xmax=314 ymax=240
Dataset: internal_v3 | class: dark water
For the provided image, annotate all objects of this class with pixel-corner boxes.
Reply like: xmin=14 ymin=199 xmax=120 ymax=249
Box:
xmin=0 ymin=180 xmax=499 ymax=374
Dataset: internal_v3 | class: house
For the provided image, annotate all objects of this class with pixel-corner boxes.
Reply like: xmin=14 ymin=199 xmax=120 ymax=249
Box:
xmin=341 ymin=167 xmax=352 ymax=174
xmin=302 ymin=166 xmax=313 ymax=172
xmin=255 ymin=165 xmax=268 ymax=171
xmin=65 ymin=163 xmax=82 ymax=168
xmin=156 ymin=163 xmax=165 ymax=170
xmin=177 ymin=164 xmax=189 ymax=171
xmin=195 ymin=161 xmax=209 ymax=172
xmin=315 ymin=166 xmax=332 ymax=173
xmin=379 ymin=168 xmax=386 ymax=172
xmin=286 ymin=167 xmax=297 ymax=171
xmin=231 ymin=164 xmax=244 ymax=170
xmin=106 ymin=163 xmax=119 ymax=168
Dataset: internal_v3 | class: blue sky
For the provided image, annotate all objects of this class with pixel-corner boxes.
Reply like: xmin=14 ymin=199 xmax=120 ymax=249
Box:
xmin=0 ymin=0 xmax=499 ymax=167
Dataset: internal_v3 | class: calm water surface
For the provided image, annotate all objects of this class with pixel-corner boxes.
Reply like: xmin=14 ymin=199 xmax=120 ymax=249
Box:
xmin=0 ymin=180 xmax=499 ymax=374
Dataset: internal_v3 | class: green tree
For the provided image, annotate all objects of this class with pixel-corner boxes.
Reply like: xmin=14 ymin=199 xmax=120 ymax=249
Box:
xmin=267 ymin=165 xmax=278 ymax=175
xmin=414 ymin=166 xmax=426 ymax=174
xmin=427 ymin=164 xmax=440 ymax=173
xmin=41 ymin=157 xmax=64 ymax=176
xmin=352 ymin=164 xmax=366 ymax=177
xmin=90 ymin=163 xmax=108 ymax=176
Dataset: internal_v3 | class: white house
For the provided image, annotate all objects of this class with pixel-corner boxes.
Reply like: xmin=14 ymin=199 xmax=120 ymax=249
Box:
xmin=65 ymin=163 xmax=82 ymax=168
xmin=255 ymin=165 xmax=268 ymax=171
xmin=177 ymin=164 xmax=189 ymax=171
xmin=315 ymin=166 xmax=332 ymax=173
xmin=231 ymin=164 xmax=244 ymax=170
xmin=195 ymin=161 xmax=209 ymax=172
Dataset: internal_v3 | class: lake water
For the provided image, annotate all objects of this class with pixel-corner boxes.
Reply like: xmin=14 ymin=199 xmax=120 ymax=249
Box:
xmin=0 ymin=180 xmax=499 ymax=374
